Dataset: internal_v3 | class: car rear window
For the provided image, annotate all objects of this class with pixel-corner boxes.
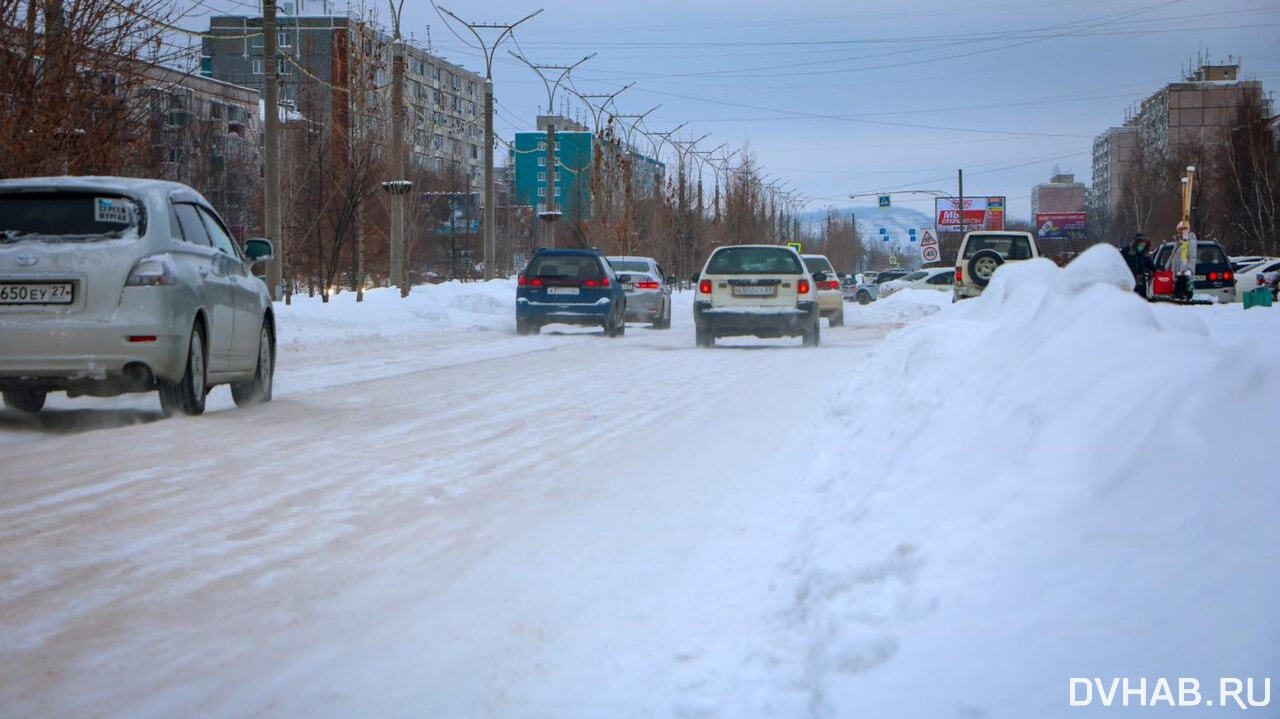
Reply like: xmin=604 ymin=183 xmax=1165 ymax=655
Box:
xmin=962 ymin=234 xmax=1032 ymax=260
xmin=0 ymin=191 xmax=143 ymax=242
xmin=608 ymin=259 xmax=650 ymax=273
xmin=526 ymin=254 xmax=604 ymax=279
xmin=1155 ymin=243 xmax=1230 ymax=268
xmin=802 ymin=256 xmax=834 ymax=274
xmin=706 ymin=247 xmax=802 ymax=274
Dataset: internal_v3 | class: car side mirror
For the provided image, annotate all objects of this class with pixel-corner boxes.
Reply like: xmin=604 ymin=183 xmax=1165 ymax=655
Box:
xmin=616 ymin=273 xmax=633 ymax=284
xmin=244 ymin=238 xmax=274 ymax=263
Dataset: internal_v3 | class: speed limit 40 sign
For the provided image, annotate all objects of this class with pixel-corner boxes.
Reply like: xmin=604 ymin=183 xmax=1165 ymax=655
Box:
xmin=920 ymin=229 xmax=941 ymax=263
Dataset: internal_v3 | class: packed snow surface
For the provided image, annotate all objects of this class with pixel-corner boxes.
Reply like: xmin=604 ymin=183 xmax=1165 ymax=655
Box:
xmin=1 ymin=245 xmax=1276 ymax=718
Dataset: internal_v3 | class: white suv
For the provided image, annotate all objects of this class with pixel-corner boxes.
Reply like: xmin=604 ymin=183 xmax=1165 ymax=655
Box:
xmin=953 ymin=230 xmax=1041 ymax=301
xmin=693 ymin=244 xmax=821 ymax=348
xmin=801 ymin=254 xmax=845 ymax=326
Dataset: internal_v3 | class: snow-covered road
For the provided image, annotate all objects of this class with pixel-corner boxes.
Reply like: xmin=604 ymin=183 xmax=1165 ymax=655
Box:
xmin=3 ymin=251 xmax=1277 ymax=718
xmin=0 ymin=290 xmax=923 ymax=718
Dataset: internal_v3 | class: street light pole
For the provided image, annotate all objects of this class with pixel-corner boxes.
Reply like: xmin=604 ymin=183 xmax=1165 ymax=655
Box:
xmin=262 ymin=0 xmax=283 ymax=301
xmin=436 ymin=7 xmax=542 ymax=280
xmin=387 ymin=0 xmax=409 ymax=297
xmin=509 ymin=51 xmax=594 ymax=249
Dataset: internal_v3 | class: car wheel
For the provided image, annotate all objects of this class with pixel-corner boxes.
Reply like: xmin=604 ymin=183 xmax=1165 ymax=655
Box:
xmin=159 ymin=324 xmax=207 ymax=417
xmin=516 ymin=318 xmax=533 ymax=335
xmin=968 ymin=249 xmax=1004 ymax=288
xmin=696 ymin=327 xmax=714 ymax=348
xmin=802 ymin=320 xmax=820 ymax=347
xmin=2 ymin=388 xmax=47 ymax=413
xmin=830 ymin=308 xmax=844 ymax=327
xmin=857 ymin=291 xmax=871 ymax=305
xmin=231 ymin=324 xmax=274 ymax=407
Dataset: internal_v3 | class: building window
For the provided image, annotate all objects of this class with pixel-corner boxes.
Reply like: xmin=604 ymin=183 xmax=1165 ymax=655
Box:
xmin=452 ymin=74 xmax=461 ymax=90
xmin=537 ymin=156 xmax=545 ymax=166
xmin=278 ymin=31 xmax=291 ymax=47
xmin=252 ymin=59 xmax=264 ymax=75
xmin=538 ymin=171 xmax=546 ymax=182
xmin=537 ymin=187 xmax=545 ymax=197
xmin=252 ymin=32 xmax=264 ymax=49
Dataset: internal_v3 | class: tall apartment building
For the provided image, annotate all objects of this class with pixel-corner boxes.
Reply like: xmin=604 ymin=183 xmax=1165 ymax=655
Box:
xmin=510 ymin=115 xmax=665 ymax=222
xmin=1091 ymin=61 xmax=1265 ymax=210
xmin=1091 ymin=126 xmax=1139 ymax=212
xmin=201 ymin=8 xmax=486 ymax=185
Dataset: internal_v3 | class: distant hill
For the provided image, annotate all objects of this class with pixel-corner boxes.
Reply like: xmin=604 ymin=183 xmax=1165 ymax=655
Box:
xmin=799 ymin=205 xmax=936 ymax=254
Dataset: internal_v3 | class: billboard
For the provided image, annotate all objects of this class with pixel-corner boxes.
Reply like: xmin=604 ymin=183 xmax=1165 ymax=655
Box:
xmin=935 ymin=197 xmax=1006 ymax=231
xmin=1035 ymin=212 xmax=1087 ymax=240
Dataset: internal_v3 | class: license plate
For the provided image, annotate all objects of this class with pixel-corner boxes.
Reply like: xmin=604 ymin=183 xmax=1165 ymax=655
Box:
xmin=622 ymin=284 xmax=634 ymax=291
xmin=733 ymin=285 xmax=775 ymax=297
xmin=0 ymin=282 xmax=74 ymax=304
xmin=547 ymin=286 xmax=580 ymax=296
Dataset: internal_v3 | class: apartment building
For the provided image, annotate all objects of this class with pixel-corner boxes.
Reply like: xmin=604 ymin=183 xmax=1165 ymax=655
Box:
xmin=1091 ymin=61 xmax=1265 ymax=210
xmin=201 ymin=8 xmax=486 ymax=185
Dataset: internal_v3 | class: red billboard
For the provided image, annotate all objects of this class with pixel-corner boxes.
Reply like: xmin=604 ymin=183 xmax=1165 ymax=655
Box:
xmin=935 ymin=197 xmax=1005 ymax=231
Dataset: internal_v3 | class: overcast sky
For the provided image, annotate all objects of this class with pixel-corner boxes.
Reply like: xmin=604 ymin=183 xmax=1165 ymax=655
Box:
xmin=191 ymin=0 xmax=1280 ymax=221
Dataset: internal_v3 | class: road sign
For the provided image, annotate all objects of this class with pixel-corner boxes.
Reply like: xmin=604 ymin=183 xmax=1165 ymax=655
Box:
xmin=787 ymin=241 xmax=802 ymax=253
xmin=879 ymin=227 xmax=889 ymax=242
xmin=908 ymin=228 xmax=917 ymax=242
xmin=888 ymin=254 xmax=899 ymax=267
xmin=920 ymin=228 xmax=941 ymax=264
xmin=878 ymin=195 xmax=891 ymax=208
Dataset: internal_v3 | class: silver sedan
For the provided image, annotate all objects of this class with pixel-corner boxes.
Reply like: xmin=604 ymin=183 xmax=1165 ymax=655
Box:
xmin=607 ymin=255 xmax=673 ymax=328
xmin=0 ymin=176 xmax=276 ymax=416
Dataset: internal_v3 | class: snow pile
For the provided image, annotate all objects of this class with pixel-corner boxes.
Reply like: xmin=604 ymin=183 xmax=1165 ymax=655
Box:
xmin=274 ymin=280 xmax=515 ymax=350
xmin=768 ymin=244 xmax=1280 ymax=716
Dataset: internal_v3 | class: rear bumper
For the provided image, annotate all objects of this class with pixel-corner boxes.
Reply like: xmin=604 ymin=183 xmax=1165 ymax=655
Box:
xmin=0 ymin=319 xmax=187 ymax=393
xmin=517 ymin=297 xmax=616 ymax=326
xmin=693 ymin=301 xmax=818 ymax=338
xmin=816 ymin=292 xmax=843 ymax=316
xmin=623 ymin=291 xmax=664 ymax=320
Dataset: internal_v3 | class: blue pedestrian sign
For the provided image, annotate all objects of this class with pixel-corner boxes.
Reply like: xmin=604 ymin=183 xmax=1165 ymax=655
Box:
xmin=878 ymin=195 xmax=891 ymax=208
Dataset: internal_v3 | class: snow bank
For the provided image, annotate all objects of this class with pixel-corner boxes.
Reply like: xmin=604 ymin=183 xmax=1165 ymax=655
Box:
xmin=273 ymin=280 xmax=515 ymax=350
xmin=770 ymin=244 xmax=1280 ymax=716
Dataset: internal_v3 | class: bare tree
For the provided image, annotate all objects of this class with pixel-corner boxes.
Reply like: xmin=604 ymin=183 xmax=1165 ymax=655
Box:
xmin=1222 ymin=87 xmax=1279 ymax=256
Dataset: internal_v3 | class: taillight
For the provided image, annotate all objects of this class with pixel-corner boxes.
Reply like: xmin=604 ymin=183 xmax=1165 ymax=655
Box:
xmin=125 ymin=255 xmax=176 ymax=286
xmin=529 ymin=277 xmax=543 ymax=287
xmin=698 ymin=279 xmax=712 ymax=294
xmin=1224 ymin=271 xmax=1233 ymax=282
xmin=820 ymin=280 xmax=839 ymax=290
xmin=955 ymin=267 xmax=963 ymax=283
xmin=798 ymin=279 xmax=810 ymax=294
xmin=583 ymin=277 xmax=610 ymax=288
xmin=518 ymin=275 xmax=527 ymax=286
xmin=1207 ymin=272 xmax=1218 ymax=281
xmin=635 ymin=281 xmax=660 ymax=289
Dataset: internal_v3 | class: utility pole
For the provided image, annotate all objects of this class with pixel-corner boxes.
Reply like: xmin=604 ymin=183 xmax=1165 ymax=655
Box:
xmin=437 ymin=7 xmax=542 ymax=280
xmin=386 ymin=0 xmax=410 ymax=297
xmin=957 ymin=168 xmax=965 ymax=234
xmin=263 ymin=0 xmax=283 ymax=301
xmin=510 ymin=51 xmax=594 ymax=249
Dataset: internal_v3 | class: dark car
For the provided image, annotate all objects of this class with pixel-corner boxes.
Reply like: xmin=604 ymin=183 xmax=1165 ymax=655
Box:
xmin=516 ymin=249 xmax=628 ymax=336
xmin=1150 ymin=240 xmax=1236 ymax=303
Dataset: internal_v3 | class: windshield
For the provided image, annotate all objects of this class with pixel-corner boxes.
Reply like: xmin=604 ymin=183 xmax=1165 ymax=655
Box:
xmin=0 ymin=192 xmax=143 ymax=242
xmin=608 ymin=259 xmax=650 ymax=273
xmin=962 ymin=234 xmax=1032 ymax=259
xmin=802 ymin=256 xmax=834 ymax=273
xmin=706 ymin=246 xmax=803 ymax=274
xmin=900 ymin=271 xmax=927 ymax=282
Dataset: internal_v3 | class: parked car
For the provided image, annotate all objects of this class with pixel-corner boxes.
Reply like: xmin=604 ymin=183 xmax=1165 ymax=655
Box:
xmin=693 ymin=244 xmax=820 ymax=348
xmin=1232 ymin=257 xmax=1280 ymax=300
xmin=953 ymin=230 xmax=1041 ymax=301
xmin=516 ymin=248 xmax=628 ymax=336
xmin=607 ymin=255 xmax=673 ymax=329
xmin=879 ymin=267 xmax=954 ymax=297
xmin=801 ymin=253 xmax=845 ymax=326
xmin=1149 ymin=240 xmax=1236 ymax=304
xmin=0 ymin=176 xmax=276 ymax=416
xmin=846 ymin=268 xmax=909 ymax=305
xmin=1230 ymin=256 xmax=1266 ymax=273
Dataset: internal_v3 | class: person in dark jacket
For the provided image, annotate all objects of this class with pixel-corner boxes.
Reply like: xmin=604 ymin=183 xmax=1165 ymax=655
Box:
xmin=1119 ymin=233 xmax=1154 ymax=297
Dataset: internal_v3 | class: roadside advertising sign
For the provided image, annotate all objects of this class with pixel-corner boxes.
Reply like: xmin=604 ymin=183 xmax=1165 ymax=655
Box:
xmin=935 ymin=197 xmax=1006 ymax=231
xmin=1035 ymin=212 xmax=1087 ymax=240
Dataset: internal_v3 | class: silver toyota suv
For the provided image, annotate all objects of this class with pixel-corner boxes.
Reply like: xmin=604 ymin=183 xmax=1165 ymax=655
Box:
xmin=952 ymin=230 xmax=1041 ymax=301
xmin=0 ymin=177 xmax=276 ymax=416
